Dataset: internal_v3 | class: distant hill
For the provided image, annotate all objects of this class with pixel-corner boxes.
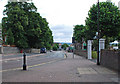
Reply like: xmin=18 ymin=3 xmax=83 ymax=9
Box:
xmin=54 ymin=42 xmax=72 ymax=45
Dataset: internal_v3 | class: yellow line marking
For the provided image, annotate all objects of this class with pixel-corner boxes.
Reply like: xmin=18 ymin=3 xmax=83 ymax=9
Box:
xmin=0 ymin=67 xmax=22 ymax=72
xmin=0 ymin=59 xmax=60 ymax=72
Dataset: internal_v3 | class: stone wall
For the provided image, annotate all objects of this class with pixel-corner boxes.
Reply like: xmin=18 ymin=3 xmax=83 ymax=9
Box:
xmin=74 ymin=50 xmax=87 ymax=58
xmin=31 ymin=48 xmax=40 ymax=53
xmin=0 ymin=47 xmax=3 ymax=54
xmin=2 ymin=47 xmax=41 ymax=54
xmin=100 ymin=49 xmax=120 ymax=71
xmin=3 ymin=47 xmax=20 ymax=54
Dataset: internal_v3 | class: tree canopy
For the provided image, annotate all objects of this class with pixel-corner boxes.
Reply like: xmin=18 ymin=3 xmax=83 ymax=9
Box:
xmin=73 ymin=25 xmax=87 ymax=43
xmin=85 ymin=2 xmax=120 ymax=40
xmin=2 ymin=1 xmax=53 ymax=49
xmin=73 ymin=2 xmax=120 ymax=49
xmin=61 ymin=43 xmax=69 ymax=50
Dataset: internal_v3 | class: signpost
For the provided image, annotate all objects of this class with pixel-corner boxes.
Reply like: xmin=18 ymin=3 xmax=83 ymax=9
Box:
xmin=72 ymin=37 xmax=75 ymax=59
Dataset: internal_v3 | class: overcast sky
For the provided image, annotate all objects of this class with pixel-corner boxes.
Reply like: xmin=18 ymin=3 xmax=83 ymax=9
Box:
xmin=0 ymin=0 xmax=119 ymax=43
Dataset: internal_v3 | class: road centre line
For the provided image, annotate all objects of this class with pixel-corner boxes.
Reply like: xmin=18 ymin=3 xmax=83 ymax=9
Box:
xmin=1 ymin=54 xmax=44 ymax=62
xmin=0 ymin=59 xmax=62 ymax=72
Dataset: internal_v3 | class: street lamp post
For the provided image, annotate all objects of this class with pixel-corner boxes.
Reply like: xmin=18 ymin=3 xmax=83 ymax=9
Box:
xmin=97 ymin=0 xmax=100 ymax=65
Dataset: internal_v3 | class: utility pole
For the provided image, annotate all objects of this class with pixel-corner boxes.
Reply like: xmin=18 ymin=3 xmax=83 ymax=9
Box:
xmin=97 ymin=0 xmax=100 ymax=65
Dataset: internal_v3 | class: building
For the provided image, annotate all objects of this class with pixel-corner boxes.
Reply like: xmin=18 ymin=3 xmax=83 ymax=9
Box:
xmin=118 ymin=1 xmax=120 ymax=10
xmin=107 ymin=0 xmax=111 ymax=2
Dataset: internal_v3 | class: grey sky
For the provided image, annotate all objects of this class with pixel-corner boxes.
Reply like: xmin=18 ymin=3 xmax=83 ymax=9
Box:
xmin=0 ymin=0 xmax=119 ymax=43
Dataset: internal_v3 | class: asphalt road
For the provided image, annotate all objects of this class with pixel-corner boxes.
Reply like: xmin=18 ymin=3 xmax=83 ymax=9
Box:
xmin=2 ymin=51 xmax=119 ymax=83
xmin=2 ymin=51 xmax=65 ymax=71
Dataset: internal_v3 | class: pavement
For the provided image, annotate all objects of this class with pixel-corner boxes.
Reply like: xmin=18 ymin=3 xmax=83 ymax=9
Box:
xmin=2 ymin=52 xmax=120 ymax=83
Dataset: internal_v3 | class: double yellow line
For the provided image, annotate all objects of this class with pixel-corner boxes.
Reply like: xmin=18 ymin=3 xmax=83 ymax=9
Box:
xmin=0 ymin=59 xmax=60 ymax=72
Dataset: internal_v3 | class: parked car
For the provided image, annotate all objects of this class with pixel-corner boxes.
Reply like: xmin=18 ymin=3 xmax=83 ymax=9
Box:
xmin=40 ymin=48 xmax=47 ymax=53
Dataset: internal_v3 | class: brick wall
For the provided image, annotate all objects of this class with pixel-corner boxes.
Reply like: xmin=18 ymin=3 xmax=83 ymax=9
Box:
xmin=100 ymin=49 xmax=120 ymax=71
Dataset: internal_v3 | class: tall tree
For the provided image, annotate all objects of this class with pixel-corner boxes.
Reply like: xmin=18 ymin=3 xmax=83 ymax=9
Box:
xmin=2 ymin=1 xmax=53 ymax=49
xmin=6 ymin=28 xmax=14 ymax=45
xmin=85 ymin=2 xmax=120 ymax=40
xmin=2 ymin=2 xmax=28 ymax=48
xmin=73 ymin=25 xmax=86 ymax=43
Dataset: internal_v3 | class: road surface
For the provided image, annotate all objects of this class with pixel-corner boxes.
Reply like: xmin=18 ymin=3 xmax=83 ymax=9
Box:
xmin=2 ymin=51 xmax=119 ymax=83
xmin=2 ymin=51 xmax=65 ymax=71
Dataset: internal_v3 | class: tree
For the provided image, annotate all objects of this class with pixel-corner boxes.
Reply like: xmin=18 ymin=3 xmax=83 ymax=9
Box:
xmin=2 ymin=2 xmax=29 ymax=49
xmin=73 ymin=25 xmax=86 ymax=43
xmin=6 ymin=29 xmax=14 ymax=45
xmin=53 ymin=45 xmax=58 ymax=51
xmin=0 ymin=23 xmax=2 ymax=29
xmin=2 ymin=1 xmax=53 ymax=49
xmin=62 ymin=43 xmax=69 ymax=50
xmin=85 ymin=2 xmax=120 ymax=41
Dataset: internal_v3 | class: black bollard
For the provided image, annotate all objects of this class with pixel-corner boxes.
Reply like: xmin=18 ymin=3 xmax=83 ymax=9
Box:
xmin=23 ymin=52 xmax=27 ymax=70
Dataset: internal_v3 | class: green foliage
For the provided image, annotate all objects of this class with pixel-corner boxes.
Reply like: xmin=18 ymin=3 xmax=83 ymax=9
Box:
xmin=92 ymin=51 xmax=97 ymax=59
xmin=54 ymin=43 xmax=59 ymax=48
xmin=2 ymin=2 xmax=53 ymax=49
xmin=92 ymin=40 xmax=100 ymax=51
xmin=6 ymin=29 xmax=14 ymax=45
xmin=62 ymin=43 xmax=69 ymax=50
xmin=0 ymin=23 xmax=2 ymax=29
xmin=103 ymin=36 xmax=115 ymax=49
xmin=118 ymin=43 xmax=120 ymax=49
xmin=53 ymin=45 xmax=58 ymax=51
xmin=85 ymin=2 xmax=120 ymax=40
xmin=16 ymin=36 xmax=28 ymax=49
xmin=73 ymin=25 xmax=87 ymax=43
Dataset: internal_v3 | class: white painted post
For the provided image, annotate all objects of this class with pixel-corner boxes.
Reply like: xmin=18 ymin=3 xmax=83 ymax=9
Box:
xmin=87 ymin=40 xmax=92 ymax=59
xmin=99 ymin=38 xmax=105 ymax=62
